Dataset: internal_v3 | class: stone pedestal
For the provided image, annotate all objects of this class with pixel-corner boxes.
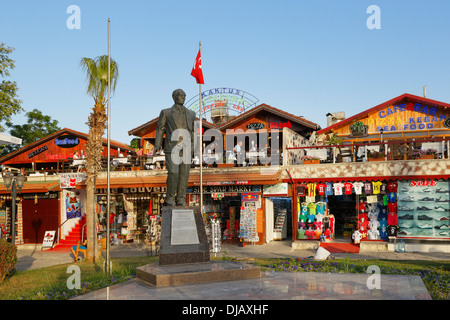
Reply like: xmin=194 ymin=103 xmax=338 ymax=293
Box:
xmin=136 ymin=261 xmax=261 ymax=287
xmin=137 ymin=206 xmax=260 ymax=287
xmin=158 ymin=206 xmax=210 ymax=265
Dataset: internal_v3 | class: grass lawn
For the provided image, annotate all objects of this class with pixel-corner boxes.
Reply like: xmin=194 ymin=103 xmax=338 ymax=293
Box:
xmin=0 ymin=256 xmax=448 ymax=300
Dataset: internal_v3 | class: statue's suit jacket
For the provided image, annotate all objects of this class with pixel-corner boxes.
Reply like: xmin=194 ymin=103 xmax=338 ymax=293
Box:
xmin=154 ymin=104 xmax=196 ymax=154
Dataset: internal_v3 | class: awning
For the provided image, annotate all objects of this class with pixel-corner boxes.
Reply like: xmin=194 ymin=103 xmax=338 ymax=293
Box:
xmin=79 ymin=170 xmax=282 ymax=189
xmin=0 ymin=132 xmax=22 ymax=145
xmin=0 ymin=180 xmax=60 ymax=194
xmin=283 ymin=174 xmax=450 ymax=184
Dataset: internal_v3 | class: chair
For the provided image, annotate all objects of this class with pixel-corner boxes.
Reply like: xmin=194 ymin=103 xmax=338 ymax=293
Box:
xmin=99 ymin=237 xmax=107 ymax=256
xmin=74 ymin=241 xmax=87 ymax=261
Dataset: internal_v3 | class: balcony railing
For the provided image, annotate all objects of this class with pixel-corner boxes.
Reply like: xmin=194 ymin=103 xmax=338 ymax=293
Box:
xmin=14 ymin=137 xmax=450 ymax=177
xmin=284 ymin=137 xmax=450 ymax=166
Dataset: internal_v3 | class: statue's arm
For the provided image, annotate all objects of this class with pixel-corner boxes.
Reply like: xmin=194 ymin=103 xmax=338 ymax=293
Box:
xmin=154 ymin=110 xmax=166 ymax=151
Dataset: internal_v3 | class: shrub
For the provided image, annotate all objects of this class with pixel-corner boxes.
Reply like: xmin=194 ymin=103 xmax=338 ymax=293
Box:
xmin=0 ymin=239 xmax=17 ymax=283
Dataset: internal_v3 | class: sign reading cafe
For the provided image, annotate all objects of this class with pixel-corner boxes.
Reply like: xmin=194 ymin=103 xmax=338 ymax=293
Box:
xmin=368 ymin=102 xmax=450 ymax=132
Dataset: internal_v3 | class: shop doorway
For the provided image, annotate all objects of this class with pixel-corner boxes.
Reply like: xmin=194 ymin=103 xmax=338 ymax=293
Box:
xmin=267 ymin=197 xmax=292 ymax=241
xmin=22 ymin=198 xmax=59 ymax=244
xmin=326 ymin=194 xmax=356 ymax=241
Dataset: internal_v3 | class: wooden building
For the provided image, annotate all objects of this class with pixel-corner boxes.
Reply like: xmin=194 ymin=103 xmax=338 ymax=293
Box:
xmin=0 ymin=128 xmax=133 ymax=245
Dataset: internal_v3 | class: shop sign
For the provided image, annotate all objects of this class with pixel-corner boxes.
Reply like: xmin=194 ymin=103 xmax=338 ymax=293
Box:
xmin=60 ymin=173 xmax=86 ymax=189
xmin=188 ymin=185 xmax=261 ymax=193
xmin=28 ymin=145 xmax=48 ymax=159
xmin=372 ymin=103 xmax=448 ymax=132
xmin=212 ymin=193 xmax=224 ymax=199
xmin=263 ymin=183 xmax=288 ymax=196
xmin=235 ymin=181 xmax=249 ymax=185
xmin=22 ymin=193 xmax=58 ymax=200
xmin=55 ymin=135 xmax=80 ymax=148
xmin=242 ymin=192 xmax=259 ymax=201
xmin=410 ymin=180 xmax=437 ymax=187
xmin=269 ymin=121 xmax=292 ymax=129
xmin=95 ymin=187 xmax=167 ymax=194
xmin=42 ymin=231 xmax=56 ymax=249
xmin=186 ymin=87 xmax=259 ymax=117
xmin=246 ymin=123 xmax=265 ymax=130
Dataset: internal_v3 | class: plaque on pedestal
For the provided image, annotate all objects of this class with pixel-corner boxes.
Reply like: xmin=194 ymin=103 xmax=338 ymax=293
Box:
xmin=159 ymin=206 xmax=210 ymax=265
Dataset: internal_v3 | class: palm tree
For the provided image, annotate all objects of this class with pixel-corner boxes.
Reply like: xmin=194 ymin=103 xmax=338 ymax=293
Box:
xmin=80 ymin=55 xmax=118 ymax=262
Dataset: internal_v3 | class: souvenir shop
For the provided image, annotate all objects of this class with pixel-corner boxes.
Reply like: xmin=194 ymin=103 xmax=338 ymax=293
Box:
xmin=94 ymin=186 xmax=166 ymax=243
xmin=294 ymin=177 xmax=450 ymax=243
xmin=187 ymin=184 xmax=265 ymax=245
xmin=294 ymin=179 xmax=402 ymax=243
xmin=263 ymin=183 xmax=293 ymax=242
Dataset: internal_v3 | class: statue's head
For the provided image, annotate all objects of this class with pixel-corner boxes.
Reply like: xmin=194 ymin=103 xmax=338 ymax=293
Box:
xmin=172 ymin=89 xmax=186 ymax=105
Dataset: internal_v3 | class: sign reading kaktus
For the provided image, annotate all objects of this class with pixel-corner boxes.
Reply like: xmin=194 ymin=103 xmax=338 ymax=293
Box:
xmin=170 ymin=209 xmax=200 ymax=245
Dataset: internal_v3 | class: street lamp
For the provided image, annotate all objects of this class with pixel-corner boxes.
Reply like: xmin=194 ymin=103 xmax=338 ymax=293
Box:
xmin=2 ymin=171 xmax=25 ymax=245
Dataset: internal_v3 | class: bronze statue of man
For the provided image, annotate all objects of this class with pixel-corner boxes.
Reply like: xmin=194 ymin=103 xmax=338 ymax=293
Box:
xmin=154 ymin=89 xmax=196 ymax=206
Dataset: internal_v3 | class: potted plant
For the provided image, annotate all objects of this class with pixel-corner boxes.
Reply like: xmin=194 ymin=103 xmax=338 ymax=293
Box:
xmin=367 ymin=150 xmax=384 ymax=161
xmin=410 ymin=149 xmax=426 ymax=159
xmin=302 ymin=155 xmax=320 ymax=164
xmin=423 ymin=148 xmax=437 ymax=159
xmin=411 ymin=148 xmax=437 ymax=160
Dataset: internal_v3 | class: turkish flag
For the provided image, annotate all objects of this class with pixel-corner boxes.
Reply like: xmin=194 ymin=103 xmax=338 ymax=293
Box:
xmin=191 ymin=48 xmax=204 ymax=84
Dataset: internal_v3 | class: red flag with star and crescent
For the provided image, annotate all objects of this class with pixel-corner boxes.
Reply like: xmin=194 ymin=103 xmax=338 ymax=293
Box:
xmin=191 ymin=48 xmax=204 ymax=84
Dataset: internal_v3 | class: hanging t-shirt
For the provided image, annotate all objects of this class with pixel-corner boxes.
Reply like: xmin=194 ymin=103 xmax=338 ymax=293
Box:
xmin=301 ymin=202 xmax=309 ymax=216
xmin=315 ymin=212 xmax=324 ymax=223
xmin=364 ymin=182 xmax=373 ymax=195
xmin=305 ymin=229 xmax=315 ymax=240
xmin=307 ymin=183 xmax=317 ymax=197
xmin=297 ymin=184 xmax=306 ymax=196
xmin=308 ymin=202 xmax=317 ymax=215
xmin=388 ymin=192 xmax=397 ymax=203
xmin=372 ymin=181 xmax=383 ymax=194
xmin=333 ymin=183 xmax=344 ymax=195
xmin=316 ymin=202 xmax=327 ymax=215
xmin=380 ymin=182 xmax=388 ymax=194
xmin=344 ymin=182 xmax=353 ymax=195
xmin=387 ymin=225 xmax=399 ymax=237
xmin=325 ymin=182 xmax=333 ymax=196
xmin=317 ymin=183 xmax=327 ymax=196
xmin=297 ymin=228 xmax=306 ymax=239
xmin=353 ymin=181 xmax=364 ymax=195
xmin=387 ymin=212 xmax=398 ymax=225
xmin=387 ymin=180 xmax=398 ymax=193
xmin=387 ymin=201 xmax=398 ymax=213
xmin=356 ymin=201 xmax=367 ymax=213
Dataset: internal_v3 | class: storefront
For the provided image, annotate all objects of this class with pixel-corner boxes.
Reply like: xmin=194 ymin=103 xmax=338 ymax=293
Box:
xmin=286 ymin=93 xmax=450 ymax=248
xmin=94 ymin=186 xmax=166 ymax=244
xmin=187 ymin=184 xmax=265 ymax=245
xmin=0 ymin=180 xmax=61 ymax=244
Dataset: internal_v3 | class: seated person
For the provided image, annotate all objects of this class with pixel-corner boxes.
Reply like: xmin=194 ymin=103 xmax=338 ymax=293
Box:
xmin=71 ymin=239 xmax=87 ymax=261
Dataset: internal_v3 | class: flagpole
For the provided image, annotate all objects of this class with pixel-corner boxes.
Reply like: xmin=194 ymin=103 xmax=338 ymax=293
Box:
xmin=106 ymin=18 xmax=111 ymax=275
xmin=198 ymin=41 xmax=203 ymax=216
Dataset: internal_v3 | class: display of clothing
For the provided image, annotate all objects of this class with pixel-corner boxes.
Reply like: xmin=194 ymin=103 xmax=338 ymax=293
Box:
xmin=387 ymin=212 xmax=398 ymax=226
xmin=333 ymin=183 xmax=344 ymax=195
xmin=344 ymin=182 xmax=353 ymax=195
xmin=353 ymin=181 xmax=364 ymax=195
xmin=317 ymin=183 xmax=327 ymax=196
xmin=372 ymin=181 xmax=383 ymax=194
xmin=307 ymin=183 xmax=317 ymax=197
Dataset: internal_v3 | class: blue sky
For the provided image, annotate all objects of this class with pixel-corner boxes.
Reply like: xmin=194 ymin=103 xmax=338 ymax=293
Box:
xmin=2 ymin=0 xmax=450 ymax=144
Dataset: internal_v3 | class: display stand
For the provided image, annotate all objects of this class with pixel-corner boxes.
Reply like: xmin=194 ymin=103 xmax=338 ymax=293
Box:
xmin=273 ymin=208 xmax=287 ymax=240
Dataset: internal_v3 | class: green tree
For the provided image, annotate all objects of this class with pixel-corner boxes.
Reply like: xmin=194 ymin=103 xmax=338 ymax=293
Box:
xmin=0 ymin=109 xmax=61 ymax=157
xmin=0 ymin=43 xmax=23 ymax=132
xmin=80 ymin=55 xmax=119 ymax=262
